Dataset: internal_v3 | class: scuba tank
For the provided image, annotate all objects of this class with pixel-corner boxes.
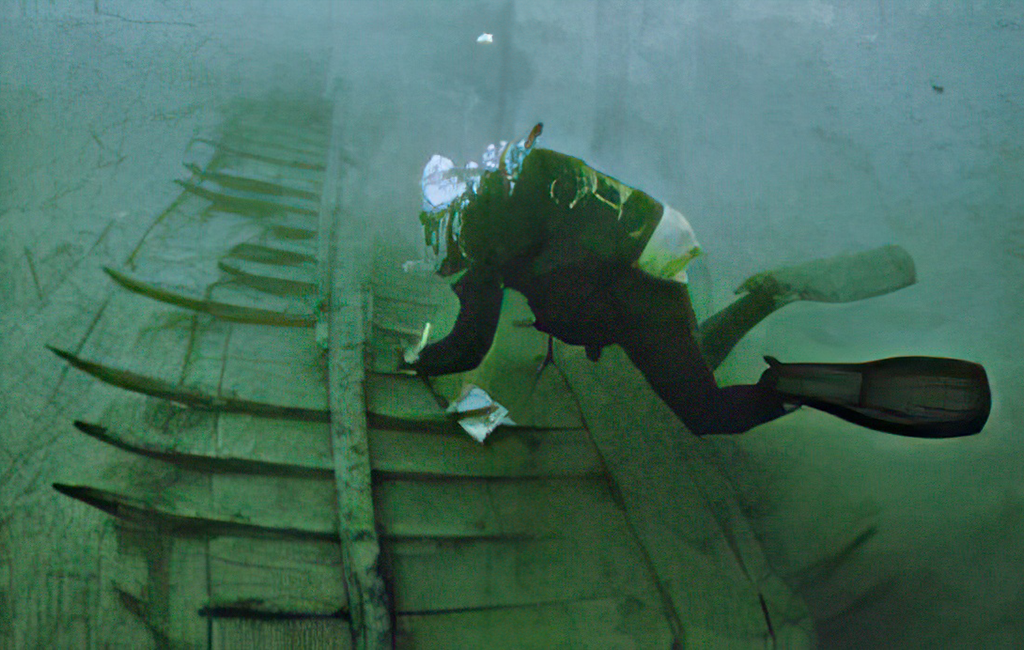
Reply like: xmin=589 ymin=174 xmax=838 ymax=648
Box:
xmin=762 ymin=356 xmax=991 ymax=438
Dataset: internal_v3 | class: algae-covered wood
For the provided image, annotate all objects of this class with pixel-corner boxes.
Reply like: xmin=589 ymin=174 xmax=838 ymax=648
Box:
xmin=104 ymin=267 xmax=317 ymax=326
xmin=327 ymin=225 xmax=393 ymax=649
xmin=67 ymin=268 xmax=216 ymax=647
xmin=47 ymin=98 xmax=357 ymax=649
xmin=559 ymin=342 xmax=816 ymax=647
xmin=367 ymin=241 xmax=815 ymax=647
xmin=364 ymin=266 xmax=676 ymax=647
xmin=396 ymin=598 xmax=675 ymax=649
xmin=41 ymin=89 xmax=815 ymax=649
xmin=218 ymin=257 xmax=317 ymax=296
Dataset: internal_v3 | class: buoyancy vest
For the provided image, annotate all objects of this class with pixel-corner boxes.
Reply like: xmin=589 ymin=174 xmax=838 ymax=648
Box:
xmin=457 ymin=148 xmax=666 ymax=277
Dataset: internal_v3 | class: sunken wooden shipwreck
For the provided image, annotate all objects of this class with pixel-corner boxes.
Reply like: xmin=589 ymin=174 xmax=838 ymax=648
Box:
xmin=48 ymin=98 xmax=816 ymax=649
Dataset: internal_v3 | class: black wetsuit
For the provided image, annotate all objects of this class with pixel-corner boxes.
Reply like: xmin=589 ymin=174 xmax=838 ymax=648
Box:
xmin=413 ymin=148 xmax=787 ymax=435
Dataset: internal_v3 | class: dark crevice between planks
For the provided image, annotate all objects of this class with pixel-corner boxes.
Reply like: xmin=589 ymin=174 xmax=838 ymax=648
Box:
xmin=199 ymin=604 xmax=350 ymax=621
xmin=113 ymin=586 xmax=173 ymax=649
xmin=396 ymin=596 xmax=620 ymax=618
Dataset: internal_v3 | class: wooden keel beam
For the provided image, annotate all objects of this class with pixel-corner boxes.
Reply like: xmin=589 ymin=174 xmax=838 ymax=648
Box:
xmin=328 ymin=232 xmax=393 ymax=649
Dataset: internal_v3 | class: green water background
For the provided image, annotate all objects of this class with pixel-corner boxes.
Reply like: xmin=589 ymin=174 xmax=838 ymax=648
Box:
xmin=2 ymin=1 xmax=1022 ymax=647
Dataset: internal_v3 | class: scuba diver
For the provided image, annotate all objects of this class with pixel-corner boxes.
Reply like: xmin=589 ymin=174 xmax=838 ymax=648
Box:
xmin=403 ymin=123 xmax=990 ymax=438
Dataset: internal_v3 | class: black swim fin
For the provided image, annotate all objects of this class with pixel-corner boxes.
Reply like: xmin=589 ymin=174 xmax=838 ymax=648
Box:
xmin=762 ymin=356 xmax=991 ymax=438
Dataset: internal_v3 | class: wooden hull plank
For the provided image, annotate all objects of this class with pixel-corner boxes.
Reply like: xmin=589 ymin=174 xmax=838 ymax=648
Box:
xmin=203 ymin=500 xmax=346 ymax=618
xmin=219 ymin=124 xmax=328 ymax=154
xmin=194 ymin=137 xmax=325 ymax=171
xmin=370 ymin=263 xmax=449 ymax=303
xmin=216 ymin=414 xmax=334 ymax=473
xmin=364 ymin=372 xmax=448 ymax=419
xmin=104 ymin=266 xmax=316 ymax=326
xmin=380 ymin=473 xmax=665 ymax=613
xmin=370 ymin=286 xmax=446 ymax=311
xmin=227 ymin=241 xmax=317 ymax=266
xmin=53 ymin=483 xmax=337 ymax=541
xmin=50 ymin=348 xmax=508 ymax=432
xmin=225 ymin=104 xmax=329 ymax=135
xmin=216 ymin=132 xmax=327 ymax=168
xmin=364 ymin=372 xmax=564 ymax=431
xmin=218 ymin=258 xmax=317 ymax=296
xmin=384 ymin=528 xmax=652 ymax=613
xmin=371 ymin=314 xmax=427 ymax=338
xmin=217 ymin=127 xmax=327 ymax=159
xmin=74 ymin=416 xmax=599 ymax=480
xmin=224 ymin=118 xmax=329 ymax=145
xmin=185 ymin=163 xmax=320 ymax=201
xmin=212 ymin=619 xmax=352 ymax=650
xmin=48 ymin=345 xmax=327 ymax=421
xmin=218 ymin=323 xmax=328 ymax=409
xmin=373 ymin=476 xmax=620 ymax=540
xmin=369 ymin=427 xmax=602 ymax=478
xmin=73 ymin=420 xmax=331 ymax=478
xmin=556 ymin=342 xmax=815 ymax=645
xmin=205 ymin=154 xmax=324 ymax=196
xmin=177 ymin=178 xmax=319 ymax=217
xmin=395 ymin=597 xmax=675 ymax=649
xmin=265 ymin=221 xmax=318 ymax=241
xmin=199 ymin=208 xmax=318 ymax=233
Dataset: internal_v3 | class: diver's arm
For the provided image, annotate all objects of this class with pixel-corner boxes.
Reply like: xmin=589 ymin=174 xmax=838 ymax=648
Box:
xmin=412 ymin=264 xmax=503 ymax=375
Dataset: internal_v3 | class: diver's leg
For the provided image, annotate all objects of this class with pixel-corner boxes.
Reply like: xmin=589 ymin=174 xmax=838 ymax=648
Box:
xmin=697 ymin=280 xmax=781 ymax=372
xmin=734 ymin=244 xmax=916 ymax=304
xmin=697 ymin=245 xmax=918 ymax=370
xmin=609 ymin=268 xmax=787 ymax=435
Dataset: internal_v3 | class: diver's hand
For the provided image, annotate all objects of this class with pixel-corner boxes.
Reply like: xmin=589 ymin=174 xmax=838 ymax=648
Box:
xmin=401 ymin=322 xmax=432 ymax=370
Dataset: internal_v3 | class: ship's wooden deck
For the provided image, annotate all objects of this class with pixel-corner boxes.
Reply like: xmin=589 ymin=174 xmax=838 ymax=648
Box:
xmin=29 ymin=97 xmax=813 ymax=648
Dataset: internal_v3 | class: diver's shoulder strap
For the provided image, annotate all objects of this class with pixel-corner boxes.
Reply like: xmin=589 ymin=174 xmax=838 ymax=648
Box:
xmin=765 ymin=356 xmax=991 ymax=438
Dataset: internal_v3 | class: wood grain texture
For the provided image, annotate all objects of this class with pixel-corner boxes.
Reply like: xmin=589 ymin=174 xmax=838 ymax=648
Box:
xmin=556 ymin=342 xmax=816 ymax=647
xmin=328 ymin=232 xmax=393 ymax=650
xmin=38 ymin=97 xmax=347 ymax=650
xmin=395 ymin=597 xmax=675 ymax=650
xmin=72 ymin=273 xmax=216 ymax=648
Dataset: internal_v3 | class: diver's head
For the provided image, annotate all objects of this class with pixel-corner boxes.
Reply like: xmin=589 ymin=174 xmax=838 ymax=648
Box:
xmin=417 ymin=123 xmax=543 ymax=276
